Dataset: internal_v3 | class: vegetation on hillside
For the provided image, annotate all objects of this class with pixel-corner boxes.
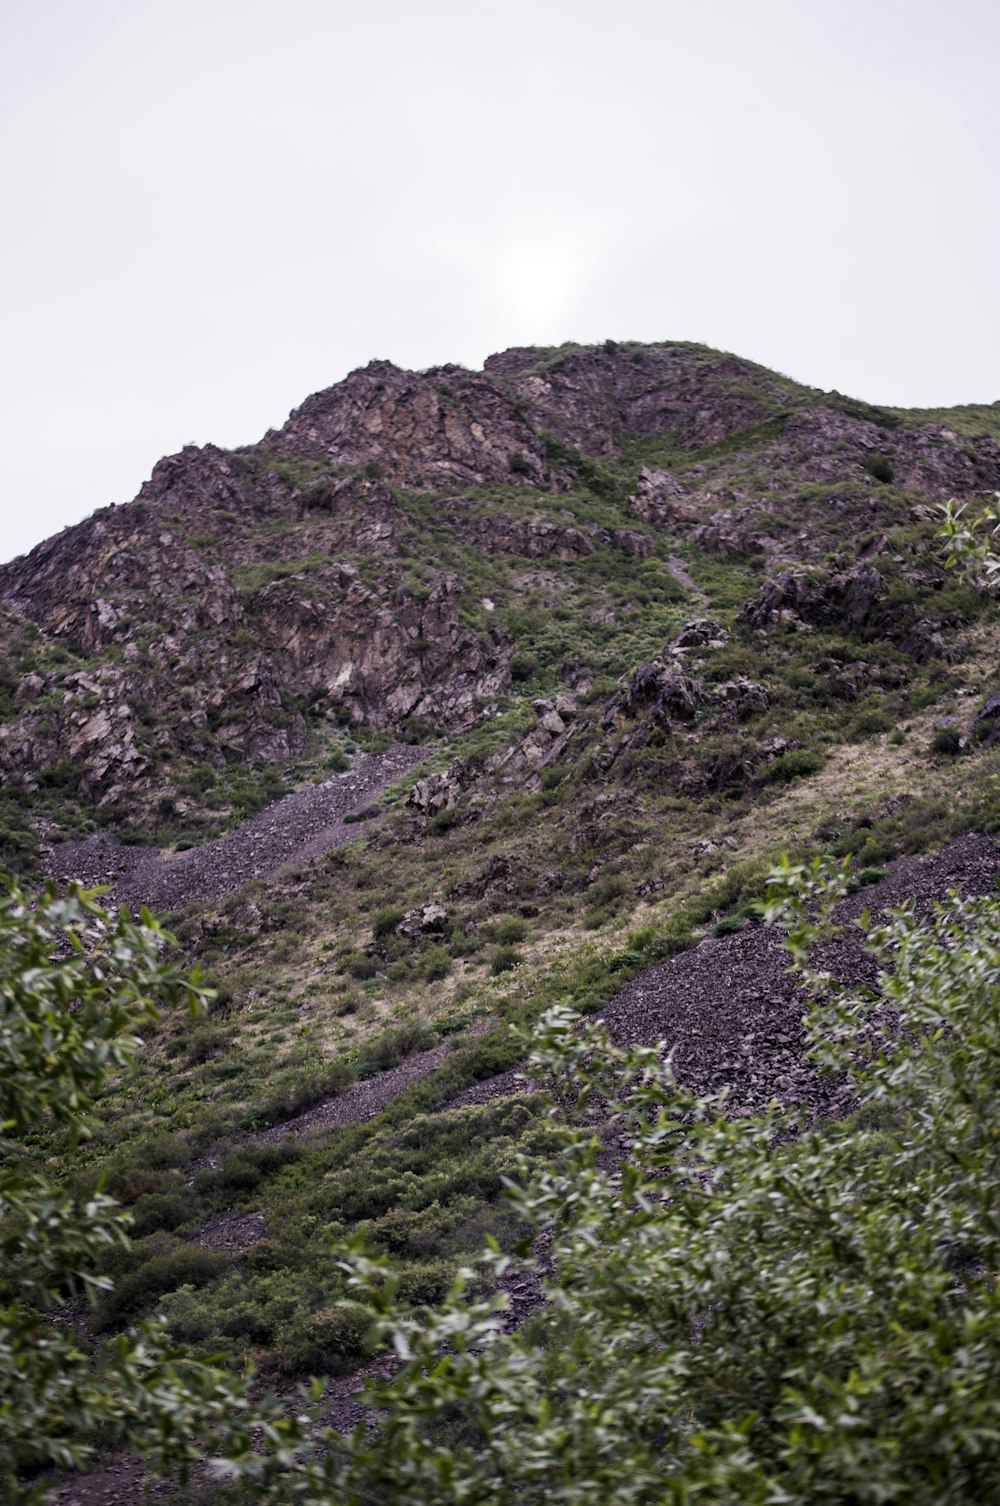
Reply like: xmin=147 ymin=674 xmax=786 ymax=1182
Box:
xmin=3 ymin=342 xmax=1000 ymax=1497
xmin=6 ymin=859 xmax=1000 ymax=1502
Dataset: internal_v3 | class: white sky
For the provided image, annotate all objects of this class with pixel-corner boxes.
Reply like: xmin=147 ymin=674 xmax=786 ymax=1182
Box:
xmin=2 ymin=0 xmax=998 ymax=564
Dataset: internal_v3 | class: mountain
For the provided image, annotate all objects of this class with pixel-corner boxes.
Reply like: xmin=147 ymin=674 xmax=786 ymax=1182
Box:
xmin=4 ymin=339 xmax=1000 ymax=1393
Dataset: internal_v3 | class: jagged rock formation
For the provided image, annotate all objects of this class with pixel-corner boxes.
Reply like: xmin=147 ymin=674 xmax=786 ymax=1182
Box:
xmin=1 ymin=339 xmax=998 ymax=830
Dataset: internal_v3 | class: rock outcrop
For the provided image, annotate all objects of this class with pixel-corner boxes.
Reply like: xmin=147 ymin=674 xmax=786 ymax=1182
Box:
xmin=739 ymin=565 xmax=951 ymax=661
xmin=2 ymin=338 xmax=997 ymax=829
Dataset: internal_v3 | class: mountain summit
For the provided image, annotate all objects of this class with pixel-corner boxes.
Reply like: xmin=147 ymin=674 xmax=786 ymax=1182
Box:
xmin=2 ymin=340 xmax=998 ymax=842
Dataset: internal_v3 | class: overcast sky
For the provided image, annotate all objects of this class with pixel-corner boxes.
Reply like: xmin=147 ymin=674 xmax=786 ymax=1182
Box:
xmin=2 ymin=0 xmax=998 ymax=564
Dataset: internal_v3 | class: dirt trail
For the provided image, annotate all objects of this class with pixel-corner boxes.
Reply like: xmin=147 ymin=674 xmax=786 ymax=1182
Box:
xmin=44 ymin=746 xmax=428 ymax=911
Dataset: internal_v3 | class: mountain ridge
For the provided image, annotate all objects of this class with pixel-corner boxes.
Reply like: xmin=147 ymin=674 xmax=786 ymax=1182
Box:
xmin=6 ymin=337 xmax=1000 ymax=1414
xmin=3 ymin=338 xmax=999 ymax=848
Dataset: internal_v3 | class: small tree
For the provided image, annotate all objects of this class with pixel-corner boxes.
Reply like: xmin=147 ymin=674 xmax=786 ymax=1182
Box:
xmin=0 ymin=882 xmax=305 ymax=1503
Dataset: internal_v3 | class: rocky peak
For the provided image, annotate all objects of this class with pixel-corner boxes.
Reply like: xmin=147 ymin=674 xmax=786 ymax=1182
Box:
xmin=265 ymin=358 xmax=546 ymax=488
xmin=2 ymin=337 xmax=999 ymax=839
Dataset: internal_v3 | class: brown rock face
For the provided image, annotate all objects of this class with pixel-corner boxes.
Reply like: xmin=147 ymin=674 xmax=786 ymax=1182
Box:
xmin=267 ymin=361 xmax=548 ymax=488
xmin=268 ymin=568 xmax=510 ymax=729
xmin=602 ymin=664 xmax=704 ymax=730
xmin=484 ymin=345 xmax=788 ymax=454
xmin=628 ymin=468 xmax=693 ymax=527
xmin=771 ymin=407 xmax=1000 ymax=500
xmin=1 ymin=338 xmax=997 ymax=824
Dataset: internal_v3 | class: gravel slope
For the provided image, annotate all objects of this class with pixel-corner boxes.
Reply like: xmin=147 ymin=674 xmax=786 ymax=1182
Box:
xmin=44 ymin=745 xmax=427 ymax=911
xmin=604 ymin=830 xmax=1000 ymax=1117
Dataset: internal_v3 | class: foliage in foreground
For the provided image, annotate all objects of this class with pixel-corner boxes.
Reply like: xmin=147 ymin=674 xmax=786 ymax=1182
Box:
xmin=5 ymin=865 xmax=1000 ymax=1503
xmin=0 ymin=884 xmax=307 ymax=1503
xmin=310 ymin=859 xmax=1000 ymax=1505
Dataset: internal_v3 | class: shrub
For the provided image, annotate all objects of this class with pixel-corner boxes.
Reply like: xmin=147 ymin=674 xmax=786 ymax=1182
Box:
xmin=490 ymin=945 xmax=522 ymax=975
xmin=849 ymin=708 xmax=893 ymax=739
xmin=931 ymin=725 xmax=963 ymax=756
xmin=608 ymin=949 xmax=644 ymax=973
xmin=864 ymin=453 xmax=895 ymax=483
xmin=713 ymin=915 xmax=745 ymax=936
xmin=341 ymin=951 xmax=377 ymax=980
xmin=0 ymin=802 xmax=39 ymax=874
xmin=129 ymin=1192 xmax=191 ymax=1237
xmin=184 ymin=1023 xmax=234 ymax=1066
xmin=587 ymin=873 xmax=628 ymax=907
xmin=94 ymin=1246 xmax=229 ymax=1332
xmin=357 ymin=1022 xmax=437 ymax=1076
xmin=373 ymin=906 xmax=406 ymax=941
xmin=420 ymin=946 xmax=452 ymax=982
xmin=489 ymin=917 xmax=529 ymax=945
xmin=510 ymin=653 xmax=540 ymax=683
xmin=257 ymin=1061 xmax=355 ymax=1126
xmin=760 ymin=748 xmax=825 ymax=784
xmin=328 ymin=876 xmax=1000 ymax=1505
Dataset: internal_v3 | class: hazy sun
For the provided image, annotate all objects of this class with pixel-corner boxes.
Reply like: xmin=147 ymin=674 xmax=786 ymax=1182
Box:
xmin=499 ymin=242 xmax=582 ymax=327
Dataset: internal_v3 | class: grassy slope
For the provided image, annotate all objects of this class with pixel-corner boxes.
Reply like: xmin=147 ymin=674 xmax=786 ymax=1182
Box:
xmin=16 ymin=356 xmax=1000 ymax=1378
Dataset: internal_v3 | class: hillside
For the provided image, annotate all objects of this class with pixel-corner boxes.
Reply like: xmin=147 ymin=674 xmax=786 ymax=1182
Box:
xmin=4 ymin=338 xmax=1000 ymax=1422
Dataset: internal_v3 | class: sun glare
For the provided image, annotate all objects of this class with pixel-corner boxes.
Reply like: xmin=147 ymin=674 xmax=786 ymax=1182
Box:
xmin=499 ymin=243 xmax=582 ymax=328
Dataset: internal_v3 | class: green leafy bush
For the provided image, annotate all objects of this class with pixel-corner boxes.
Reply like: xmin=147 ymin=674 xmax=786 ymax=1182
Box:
xmin=510 ymin=653 xmax=540 ymax=683
xmin=932 ymin=725 xmax=963 ymax=755
xmin=129 ymin=1192 xmax=191 ymax=1236
xmin=317 ymin=866 xmax=1000 ymax=1506
xmin=482 ymin=916 xmax=529 ymax=944
xmin=0 ymin=883 xmax=307 ymax=1499
xmin=760 ymin=747 xmax=825 ymax=784
xmin=372 ymin=906 xmax=406 ymax=940
xmin=257 ymin=1060 xmax=355 ymax=1126
xmin=489 ymin=945 xmax=522 ymax=975
xmin=420 ymin=945 xmax=452 ymax=982
xmin=864 ymin=453 xmax=895 ymax=483
xmin=357 ymin=1022 xmax=436 ymax=1076
xmin=94 ymin=1246 xmax=230 ymax=1332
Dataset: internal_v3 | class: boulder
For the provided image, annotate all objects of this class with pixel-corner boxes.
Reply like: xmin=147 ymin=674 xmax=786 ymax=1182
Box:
xmin=397 ymin=903 xmax=449 ymax=939
xmin=628 ymin=467 xmax=691 ymax=527
xmin=672 ymin=618 xmax=730 ymax=651
xmin=407 ymin=770 xmax=463 ymax=815
xmin=602 ymin=663 xmax=703 ymax=729
xmin=712 ymin=677 xmax=769 ymax=720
